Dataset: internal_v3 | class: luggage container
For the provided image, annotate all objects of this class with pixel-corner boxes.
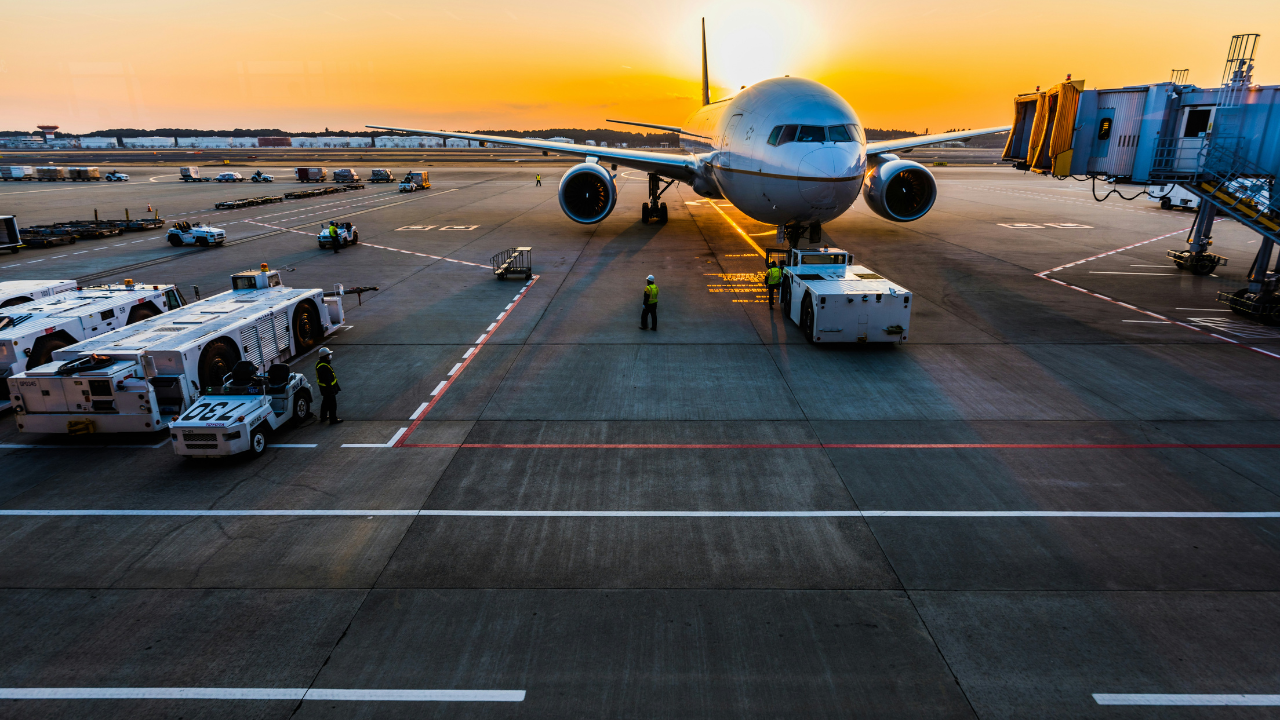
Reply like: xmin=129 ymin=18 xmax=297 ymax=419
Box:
xmin=0 ymin=279 xmax=77 ymax=308
xmin=1 ymin=166 xmax=35 ymax=181
xmin=295 ymin=167 xmax=327 ymax=182
xmin=333 ymin=168 xmax=360 ymax=182
xmin=35 ymin=167 xmax=67 ymax=181
xmin=67 ymin=167 xmax=101 ymax=181
xmin=8 ymin=266 xmax=345 ymax=435
xmin=179 ymin=166 xmax=211 ymax=182
xmin=369 ymin=169 xmax=394 ymax=182
xmin=0 ymin=282 xmax=184 ymax=408
xmin=0 ymin=216 xmax=21 ymax=254
xmin=774 ymin=246 xmax=912 ymax=344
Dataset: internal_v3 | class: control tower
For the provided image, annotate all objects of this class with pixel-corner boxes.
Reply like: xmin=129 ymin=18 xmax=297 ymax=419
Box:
xmin=36 ymin=125 xmax=58 ymax=143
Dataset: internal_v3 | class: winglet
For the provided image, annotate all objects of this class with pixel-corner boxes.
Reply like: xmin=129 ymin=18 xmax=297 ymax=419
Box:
xmin=701 ymin=18 xmax=710 ymax=106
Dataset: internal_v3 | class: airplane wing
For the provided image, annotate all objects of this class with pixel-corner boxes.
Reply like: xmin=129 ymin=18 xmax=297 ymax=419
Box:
xmin=866 ymin=126 xmax=1011 ymax=155
xmin=366 ymin=125 xmax=698 ymax=181
xmin=607 ymin=118 xmax=712 ymax=140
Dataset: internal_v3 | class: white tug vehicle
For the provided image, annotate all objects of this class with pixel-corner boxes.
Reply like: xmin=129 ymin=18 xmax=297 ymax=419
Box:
xmin=317 ymin=221 xmax=358 ymax=250
xmin=170 ymin=359 xmax=312 ymax=457
xmin=775 ymin=245 xmax=913 ymax=344
xmin=167 ymin=221 xmax=226 ymax=247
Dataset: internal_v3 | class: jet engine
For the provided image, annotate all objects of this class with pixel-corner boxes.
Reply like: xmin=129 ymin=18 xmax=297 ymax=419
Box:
xmin=558 ymin=163 xmax=617 ymax=224
xmin=861 ymin=154 xmax=937 ymax=222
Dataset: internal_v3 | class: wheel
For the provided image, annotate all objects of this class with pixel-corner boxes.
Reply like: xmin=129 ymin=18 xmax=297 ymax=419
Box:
xmin=168 ymin=236 xmax=183 ymax=247
xmin=252 ymin=177 xmax=259 ymax=182
xmin=291 ymin=393 xmax=310 ymax=423
xmin=801 ymin=295 xmax=816 ymax=344
xmin=196 ymin=338 xmax=239 ymax=390
xmin=1160 ymin=198 xmax=1172 ymax=210
xmin=1190 ymin=260 xmax=1218 ymax=276
xmin=659 ymin=202 xmax=668 ymax=223
xmin=29 ymin=332 xmax=75 ymax=369
xmin=780 ymin=280 xmax=792 ymax=316
xmin=7 ymin=247 xmax=16 ymax=254
xmin=249 ymin=426 xmax=267 ymax=456
xmin=641 ymin=203 xmax=650 ymax=224
xmin=350 ymin=230 xmax=358 ymax=244
xmin=196 ymin=238 xmax=208 ymax=247
xmin=292 ymin=301 xmax=322 ymax=353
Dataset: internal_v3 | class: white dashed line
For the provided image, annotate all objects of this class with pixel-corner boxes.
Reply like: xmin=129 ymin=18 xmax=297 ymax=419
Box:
xmin=447 ymin=363 xmax=462 ymax=376
xmin=430 ymin=381 xmax=447 ymax=396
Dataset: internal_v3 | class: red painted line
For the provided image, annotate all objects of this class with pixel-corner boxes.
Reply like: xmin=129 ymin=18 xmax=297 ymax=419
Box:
xmin=395 ymin=442 xmax=1280 ymax=450
xmin=394 ymin=276 xmax=539 ymax=446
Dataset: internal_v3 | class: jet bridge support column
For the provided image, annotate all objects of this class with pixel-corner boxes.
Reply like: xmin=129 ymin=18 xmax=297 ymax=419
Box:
xmin=1167 ymin=202 xmax=1228 ymax=275
xmin=1218 ymin=235 xmax=1280 ymax=325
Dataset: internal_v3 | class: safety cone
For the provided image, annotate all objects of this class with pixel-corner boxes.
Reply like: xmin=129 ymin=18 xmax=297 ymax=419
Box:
xmin=147 ymin=204 xmax=153 ymax=212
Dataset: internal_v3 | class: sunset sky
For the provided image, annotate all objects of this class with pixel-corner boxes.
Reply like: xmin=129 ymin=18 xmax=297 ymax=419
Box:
xmin=3 ymin=0 xmax=1276 ymax=135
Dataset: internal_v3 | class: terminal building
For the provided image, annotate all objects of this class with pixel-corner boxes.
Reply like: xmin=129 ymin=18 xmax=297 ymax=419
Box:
xmin=1003 ymin=33 xmax=1280 ymax=324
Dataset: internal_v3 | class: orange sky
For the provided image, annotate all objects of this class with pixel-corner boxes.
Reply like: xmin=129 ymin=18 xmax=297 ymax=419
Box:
xmin=2 ymin=0 xmax=1276 ymax=135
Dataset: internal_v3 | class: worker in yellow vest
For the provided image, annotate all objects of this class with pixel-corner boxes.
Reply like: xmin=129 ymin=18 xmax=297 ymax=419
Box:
xmin=640 ymin=274 xmax=658 ymax=331
xmin=765 ymin=261 xmax=782 ymax=307
xmin=315 ymin=347 xmax=342 ymax=424
xmin=328 ymin=222 xmax=341 ymax=254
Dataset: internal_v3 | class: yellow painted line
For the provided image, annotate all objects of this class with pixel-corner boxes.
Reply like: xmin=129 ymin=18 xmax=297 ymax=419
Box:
xmin=707 ymin=201 xmax=767 ymax=258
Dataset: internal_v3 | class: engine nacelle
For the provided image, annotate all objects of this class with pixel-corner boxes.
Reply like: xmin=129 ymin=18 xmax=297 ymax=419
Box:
xmin=558 ymin=163 xmax=617 ymax=224
xmin=861 ymin=155 xmax=937 ymax=222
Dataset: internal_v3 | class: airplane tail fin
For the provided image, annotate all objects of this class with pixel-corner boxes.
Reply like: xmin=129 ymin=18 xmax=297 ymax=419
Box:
xmin=701 ymin=18 xmax=710 ymax=106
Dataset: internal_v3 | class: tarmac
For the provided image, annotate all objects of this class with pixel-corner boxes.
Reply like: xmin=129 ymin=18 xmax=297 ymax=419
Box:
xmin=0 ymin=163 xmax=1278 ymax=718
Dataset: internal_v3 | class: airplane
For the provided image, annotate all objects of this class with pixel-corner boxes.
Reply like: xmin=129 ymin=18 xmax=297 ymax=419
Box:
xmin=370 ymin=19 xmax=1009 ymax=248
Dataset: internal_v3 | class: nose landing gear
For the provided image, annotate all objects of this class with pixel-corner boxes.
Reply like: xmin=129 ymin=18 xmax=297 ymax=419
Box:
xmin=642 ymin=173 xmax=673 ymax=224
xmin=780 ymin=222 xmax=822 ymax=249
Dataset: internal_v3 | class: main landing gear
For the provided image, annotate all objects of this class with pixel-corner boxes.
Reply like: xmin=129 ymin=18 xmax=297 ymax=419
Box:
xmin=781 ymin=222 xmax=823 ymax=249
xmin=641 ymin=173 xmax=673 ymax=224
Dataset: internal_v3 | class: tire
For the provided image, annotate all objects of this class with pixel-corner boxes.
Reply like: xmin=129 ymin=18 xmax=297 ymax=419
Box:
xmin=801 ymin=295 xmax=816 ymax=344
xmin=28 ymin=331 xmax=77 ymax=368
xmin=641 ymin=203 xmax=650 ymax=224
xmin=1190 ymin=261 xmax=1218 ymax=277
xmin=1160 ymin=198 xmax=1172 ymax=210
xmin=291 ymin=300 xmax=322 ymax=354
xmin=196 ymin=238 xmax=208 ymax=247
xmin=252 ymin=177 xmax=259 ymax=182
xmin=249 ymin=425 xmax=267 ymax=456
xmin=7 ymin=247 xmax=17 ymax=254
xmin=126 ymin=300 xmax=163 ymax=324
xmin=196 ymin=338 xmax=239 ymax=391
xmin=0 ymin=296 xmax=32 ymax=308
xmin=168 ymin=236 xmax=183 ymax=247
xmin=350 ymin=230 xmax=358 ymax=244
xmin=291 ymin=393 xmax=310 ymax=423
xmin=659 ymin=202 xmax=668 ymax=223
xmin=780 ymin=281 xmax=791 ymax=317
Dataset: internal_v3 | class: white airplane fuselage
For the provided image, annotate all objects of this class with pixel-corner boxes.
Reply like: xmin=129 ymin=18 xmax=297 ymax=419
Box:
xmin=678 ymin=77 xmax=867 ymax=226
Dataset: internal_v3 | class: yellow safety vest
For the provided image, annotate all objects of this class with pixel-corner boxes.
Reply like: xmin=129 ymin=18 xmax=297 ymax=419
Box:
xmin=766 ymin=267 xmax=782 ymax=284
xmin=646 ymin=283 xmax=658 ymax=303
xmin=329 ymin=226 xmax=338 ymax=238
xmin=315 ymin=360 xmax=336 ymax=387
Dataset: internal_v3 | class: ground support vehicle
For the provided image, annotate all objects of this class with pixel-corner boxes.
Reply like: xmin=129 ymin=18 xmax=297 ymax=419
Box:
xmin=369 ymin=169 xmax=394 ymax=183
xmin=0 ymin=279 xmax=76 ymax=307
xmin=399 ymin=171 xmax=430 ymax=192
xmin=215 ymin=172 xmax=244 ymax=182
xmin=35 ymin=167 xmax=68 ymax=181
xmin=0 ymin=283 xmax=183 ymax=409
xmin=774 ymin=246 xmax=913 ymax=344
xmin=8 ymin=266 xmax=344 ymax=435
xmin=317 ymin=222 xmax=358 ymax=250
xmin=104 ymin=171 xmax=130 ymax=182
xmin=214 ymin=196 xmax=283 ymax=210
xmin=179 ymin=167 xmax=211 ymax=182
xmin=0 ymin=216 xmax=23 ymax=254
xmin=343 ymin=183 xmax=365 ymax=190
xmin=167 ymin=221 xmax=226 ymax=247
xmin=491 ymin=247 xmax=532 ymax=279
xmin=1148 ymin=184 xmax=1201 ymax=211
xmin=170 ymin=360 xmax=312 ymax=457
xmin=398 ymin=181 xmax=418 ymax=192
xmin=250 ymin=170 xmax=274 ymax=183
xmin=67 ymin=167 xmax=101 ymax=181
xmin=295 ymin=167 xmax=327 ymax=182
xmin=333 ymin=169 xmax=360 ymax=183
xmin=1 ymin=167 xmax=35 ymax=181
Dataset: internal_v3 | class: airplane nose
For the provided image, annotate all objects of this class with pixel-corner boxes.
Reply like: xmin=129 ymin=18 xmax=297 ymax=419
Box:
xmin=797 ymin=147 xmax=857 ymax=209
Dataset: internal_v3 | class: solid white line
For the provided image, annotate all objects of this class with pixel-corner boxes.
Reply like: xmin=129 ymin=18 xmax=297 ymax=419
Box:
xmin=448 ymin=363 xmax=462 ymax=376
xmin=1087 ymin=271 xmax=1178 ymax=275
xmin=0 ymin=687 xmax=525 ymax=702
xmin=2 ymin=510 xmax=1277 ymax=518
xmin=430 ymin=380 xmax=447 ymax=396
xmin=411 ymin=402 xmax=429 ymax=420
xmin=1094 ymin=694 xmax=1280 ymax=706
xmin=266 ymin=444 xmax=317 ymax=448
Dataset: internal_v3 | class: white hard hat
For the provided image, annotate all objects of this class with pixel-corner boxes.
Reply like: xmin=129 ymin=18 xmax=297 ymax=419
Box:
xmin=318 ymin=347 xmax=332 ymax=356
xmin=647 ymin=275 xmax=655 ymax=282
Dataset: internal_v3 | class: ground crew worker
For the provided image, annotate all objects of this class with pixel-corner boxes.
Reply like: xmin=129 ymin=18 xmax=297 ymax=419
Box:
xmin=536 ymin=174 xmax=542 ymax=187
xmin=640 ymin=274 xmax=658 ymax=331
xmin=328 ymin=222 xmax=341 ymax=254
xmin=765 ymin=260 xmax=782 ymax=307
xmin=315 ymin=347 xmax=342 ymax=424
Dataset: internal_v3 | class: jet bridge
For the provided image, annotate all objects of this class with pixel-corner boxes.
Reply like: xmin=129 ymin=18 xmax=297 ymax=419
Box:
xmin=1002 ymin=34 xmax=1280 ymax=324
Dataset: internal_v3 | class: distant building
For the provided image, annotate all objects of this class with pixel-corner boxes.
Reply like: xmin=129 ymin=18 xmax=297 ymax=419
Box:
xmin=548 ymin=136 xmax=573 ymax=144
xmin=584 ymin=140 xmax=597 ymax=146
xmin=0 ymin=136 xmax=45 ymax=148
xmin=177 ymin=137 xmax=230 ymax=148
xmin=375 ymin=135 xmax=442 ymax=148
xmin=230 ymin=137 xmax=258 ymax=148
xmin=257 ymin=136 xmax=291 ymax=147
xmin=311 ymin=136 xmax=372 ymax=148
xmin=79 ymin=137 xmax=118 ymax=149
xmin=122 ymin=137 xmax=175 ymax=148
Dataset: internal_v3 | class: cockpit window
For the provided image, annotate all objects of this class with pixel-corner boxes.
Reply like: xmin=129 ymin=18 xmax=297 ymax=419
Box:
xmin=796 ymin=126 xmax=826 ymax=142
xmin=769 ymin=125 xmax=798 ymax=146
xmin=827 ymin=125 xmax=853 ymax=142
xmin=767 ymin=126 xmax=783 ymax=145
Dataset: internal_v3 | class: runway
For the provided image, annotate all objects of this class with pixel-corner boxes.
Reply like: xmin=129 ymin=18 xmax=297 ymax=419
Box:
xmin=0 ymin=164 xmax=1278 ymax=718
